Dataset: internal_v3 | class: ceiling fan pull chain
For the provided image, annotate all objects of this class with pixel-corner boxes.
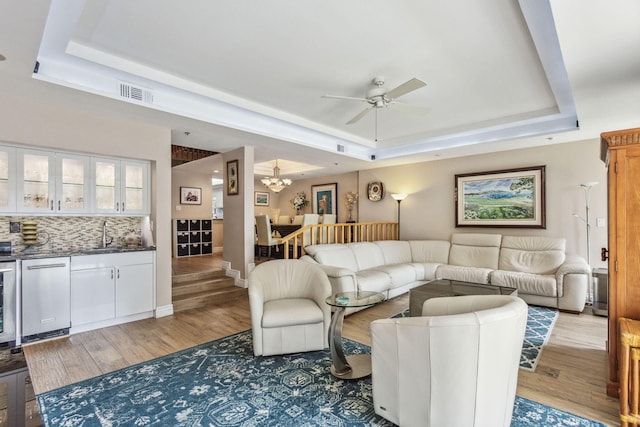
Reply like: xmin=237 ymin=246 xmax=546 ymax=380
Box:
xmin=375 ymin=108 xmax=378 ymax=142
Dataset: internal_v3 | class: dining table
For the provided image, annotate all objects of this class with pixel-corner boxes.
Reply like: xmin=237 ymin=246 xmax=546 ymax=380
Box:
xmin=270 ymin=224 xmax=301 ymax=237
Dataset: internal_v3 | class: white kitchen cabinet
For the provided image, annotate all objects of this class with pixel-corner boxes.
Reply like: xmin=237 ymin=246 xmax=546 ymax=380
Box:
xmin=0 ymin=145 xmax=16 ymax=212
xmin=56 ymin=153 xmax=91 ymax=213
xmin=116 ymin=263 xmax=154 ymax=317
xmin=70 ymin=251 xmax=155 ymax=332
xmin=92 ymin=158 xmax=149 ymax=215
xmin=16 ymin=149 xmax=55 ymax=214
xmin=16 ymin=148 xmax=90 ymax=214
xmin=70 ymin=267 xmax=115 ymax=326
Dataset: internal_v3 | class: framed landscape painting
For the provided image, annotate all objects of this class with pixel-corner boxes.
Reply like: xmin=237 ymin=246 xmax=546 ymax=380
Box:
xmin=312 ymin=183 xmax=337 ymax=216
xmin=455 ymin=165 xmax=546 ymax=228
xmin=254 ymin=191 xmax=269 ymax=206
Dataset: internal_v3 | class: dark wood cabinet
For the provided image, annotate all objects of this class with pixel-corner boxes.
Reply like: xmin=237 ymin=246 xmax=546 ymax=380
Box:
xmin=602 ymin=127 xmax=640 ymax=397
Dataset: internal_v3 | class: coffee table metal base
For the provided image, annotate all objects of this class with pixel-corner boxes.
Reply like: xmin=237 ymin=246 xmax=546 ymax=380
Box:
xmin=330 ymin=354 xmax=372 ymax=379
xmin=328 ymin=306 xmax=373 ymax=379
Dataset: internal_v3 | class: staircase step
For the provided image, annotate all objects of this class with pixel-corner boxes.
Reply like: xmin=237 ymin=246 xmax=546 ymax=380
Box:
xmin=172 ymin=269 xmax=246 ymax=312
xmin=173 ymin=286 xmax=247 ymax=312
xmin=172 ymin=277 xmax=236 ymax=297
xmin=172 ymin=269 xmax=226 ymax=285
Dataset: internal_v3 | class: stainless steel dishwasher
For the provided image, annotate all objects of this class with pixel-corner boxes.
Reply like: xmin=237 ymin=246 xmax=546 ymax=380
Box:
xmin=21 ymin=257 xmax=71 ymax=341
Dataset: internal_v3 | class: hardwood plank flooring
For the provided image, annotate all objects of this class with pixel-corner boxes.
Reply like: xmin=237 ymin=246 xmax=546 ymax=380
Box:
xmin=23 ymin=256 xmax=620 ymax=426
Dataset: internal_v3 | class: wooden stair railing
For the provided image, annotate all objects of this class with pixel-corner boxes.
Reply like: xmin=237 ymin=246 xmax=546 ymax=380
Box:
xmin=278 ymin=221 xmax=399 ymax=259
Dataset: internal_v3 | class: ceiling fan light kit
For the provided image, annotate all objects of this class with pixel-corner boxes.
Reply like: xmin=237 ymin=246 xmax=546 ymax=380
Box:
xmin=261 ymin=159 xmax=292 ymax=193
xmin=323 ymin=76 xmax=428 ymax=141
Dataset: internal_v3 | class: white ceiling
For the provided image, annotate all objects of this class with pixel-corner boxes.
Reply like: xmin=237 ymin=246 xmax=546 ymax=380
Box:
xmin=1 ymin=0 xmax=639 ymax=181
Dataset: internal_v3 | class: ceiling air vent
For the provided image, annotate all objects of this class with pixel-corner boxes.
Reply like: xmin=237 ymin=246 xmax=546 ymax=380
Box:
xmin=118 ymin=81 xmax=154 ymax=104
xmin=337 ymin=144 xmax=345 ymax=153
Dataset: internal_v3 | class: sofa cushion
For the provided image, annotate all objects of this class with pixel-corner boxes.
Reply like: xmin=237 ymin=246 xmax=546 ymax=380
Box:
xmin=357 ymin=269 xmax=392 ymax=293
xmin=262 ymin=298 xmax=323 ymax=327
xmin=499 ymin=236 xmax=566 ymax=275
xmin=448 ymin=233 xmax=502 ymax=269
xmin=372 ymin=264 xmax=417 ymax=289
xmin=374 ymin=240 xmax=412 ymax=264
xmin=491 ymin=270 xmax=557 ymax=297
xmin=409 ymin=240 xmax=451 ymax=264
xmin=410 ymin=263 xmax=440 ymax=281
xmin=436 ymin=264 xmax=493 ymax=284
xmin=304 ymin=244 xmax=358 ymax=271
xmin=347 ymin=242 xmax=386 ymax=271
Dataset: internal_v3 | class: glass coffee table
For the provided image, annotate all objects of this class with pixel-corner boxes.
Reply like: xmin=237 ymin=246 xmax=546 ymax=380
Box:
xmin=325 ymin=291 xmax=385 ymax=379
xmin=409 ymin=279 xmax=517 ymax=316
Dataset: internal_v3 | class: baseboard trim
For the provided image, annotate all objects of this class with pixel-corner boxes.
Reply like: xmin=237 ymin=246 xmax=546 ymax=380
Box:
xmin=222 ymin=261 xmax=248 ymax=288
xmin=155 ymin=304 xmax=174 ymax=318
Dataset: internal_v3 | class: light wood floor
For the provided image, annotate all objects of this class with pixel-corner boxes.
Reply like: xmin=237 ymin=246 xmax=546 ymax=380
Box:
xmin=24 ymin=255 xmax=620 ymax=426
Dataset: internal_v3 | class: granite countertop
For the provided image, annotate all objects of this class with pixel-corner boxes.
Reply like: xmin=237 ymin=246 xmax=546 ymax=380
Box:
xmin=0 ymin=246 xmax=156 ymax=261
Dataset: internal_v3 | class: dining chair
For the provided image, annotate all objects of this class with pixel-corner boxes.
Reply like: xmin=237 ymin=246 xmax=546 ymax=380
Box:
xmin=320 ymin=214 xmax=336 ymax=243
xmin=276 ymin=215 xmax=291 ymax=225
xmin=255 ymin=215 xmax=281 ymax=258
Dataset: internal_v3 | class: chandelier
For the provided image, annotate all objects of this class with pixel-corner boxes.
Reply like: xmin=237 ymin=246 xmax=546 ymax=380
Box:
xmin=261 ymin=159 xmax=292 ymax=193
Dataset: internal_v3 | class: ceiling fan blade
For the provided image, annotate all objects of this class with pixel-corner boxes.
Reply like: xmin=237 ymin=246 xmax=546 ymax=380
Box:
xmin=385 ymin=78 xmax=427 ymax=100
xmin=388 ymin=102 xmax=431 ymax=116
xmin=322 ymin=94 xmax=371 ymax=103
xmin=346 ymin=107 xmax=374 ymax=124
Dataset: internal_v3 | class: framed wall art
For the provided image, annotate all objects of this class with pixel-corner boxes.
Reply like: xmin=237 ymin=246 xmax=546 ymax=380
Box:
xmin=254 ymin=191 xmax=269 ymax=206
xmin=312 ymin=183 xmax=337 ymax=216
xmin=180 ymin=187 xmax=202 ymax=205
xmin=455 ymin=165 xmax=546 ymax=228
xmin=226 ymin=160 xmax=239 ymax=195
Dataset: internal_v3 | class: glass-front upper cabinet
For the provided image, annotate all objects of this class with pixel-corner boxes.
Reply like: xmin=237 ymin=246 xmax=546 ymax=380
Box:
xmin=92 ymin=158 xmax=149 ymax=215
xmin=0 ymin=145 xmax=16 ymax=213
xmin=17 ymin=149 xmax=90 ymax=214
xmin=56 ymin=154 xmax=90 ymax=214
xmin=17 ymin=149 xmax=55 ymax=213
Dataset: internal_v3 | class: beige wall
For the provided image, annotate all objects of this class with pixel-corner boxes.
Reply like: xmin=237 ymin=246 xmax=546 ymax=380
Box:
xmin=358 ymin=139 xmax=608 ymax=269
xmin=0 ymin=93 xmax=174 ymax=310
xmin=255 ymin=172 xmax=359 ymax=223
xmin=171 ymin=169 xmax=213 ymax=220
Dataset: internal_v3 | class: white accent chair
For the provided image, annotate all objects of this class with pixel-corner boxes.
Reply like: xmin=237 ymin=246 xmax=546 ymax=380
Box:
xmin=255 ymin=215 xmax=280 ymax=258
xmin=248 ymin=259 xmax=332 ymax=356
xmin=370 ymin=295 xmax=528 ymax=427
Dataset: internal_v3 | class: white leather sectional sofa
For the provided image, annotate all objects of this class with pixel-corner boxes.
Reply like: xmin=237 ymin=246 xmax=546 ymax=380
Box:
xmin=301 ymin=233 xmax=591 ymax=313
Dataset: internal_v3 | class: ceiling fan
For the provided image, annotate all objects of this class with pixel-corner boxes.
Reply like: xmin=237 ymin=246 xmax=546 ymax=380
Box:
xmin=322 ymin=76 xmax=427 ymax=125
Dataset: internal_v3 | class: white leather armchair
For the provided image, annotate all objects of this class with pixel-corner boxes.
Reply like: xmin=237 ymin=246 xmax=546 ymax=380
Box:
xmin=248 ymin=259 xmax=332 ymax=356
xmin=370 ymin=295 xmax=528 ymax=427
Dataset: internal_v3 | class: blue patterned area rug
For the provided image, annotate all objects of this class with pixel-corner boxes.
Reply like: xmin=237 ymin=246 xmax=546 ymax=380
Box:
xmin=392 ymin=304 xmax=558 ymax=372
xmin=38 ymin=329 xmax=603 ymax=427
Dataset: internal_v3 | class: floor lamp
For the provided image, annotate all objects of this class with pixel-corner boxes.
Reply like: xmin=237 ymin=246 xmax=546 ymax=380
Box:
xmin=573 ymin=181 xmax=598 ymax=304
xmin=391 ymin=193 xmax=407 ymax=239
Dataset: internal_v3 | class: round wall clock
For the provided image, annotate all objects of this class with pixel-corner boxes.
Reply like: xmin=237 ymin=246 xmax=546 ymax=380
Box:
xmin=367 ymin=181 xmax=384 ymax=201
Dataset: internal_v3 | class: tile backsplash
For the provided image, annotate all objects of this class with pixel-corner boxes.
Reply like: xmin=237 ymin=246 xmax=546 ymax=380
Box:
xmin=0 ymin=217 xmax=143 ymax=254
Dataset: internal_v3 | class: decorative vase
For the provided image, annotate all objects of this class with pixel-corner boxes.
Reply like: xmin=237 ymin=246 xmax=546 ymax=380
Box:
xmin=296 ymin=208 xmax=301 ymax=215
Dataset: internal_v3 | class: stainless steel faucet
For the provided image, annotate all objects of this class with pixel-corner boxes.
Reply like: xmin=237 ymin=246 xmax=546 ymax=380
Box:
xmin=102 ymin=221 xmax=113 ymax=247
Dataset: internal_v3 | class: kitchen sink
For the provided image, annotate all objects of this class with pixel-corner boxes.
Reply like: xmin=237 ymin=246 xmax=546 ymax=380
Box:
xmin=81 ymin=247 xmax=121 ymax=254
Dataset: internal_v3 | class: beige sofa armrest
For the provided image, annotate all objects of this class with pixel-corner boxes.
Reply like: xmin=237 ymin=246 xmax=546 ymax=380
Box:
xmin=301 ymin=255 xmax=357 ymax=293
xmin=556 ymin=255 xmax=591 ymax=280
